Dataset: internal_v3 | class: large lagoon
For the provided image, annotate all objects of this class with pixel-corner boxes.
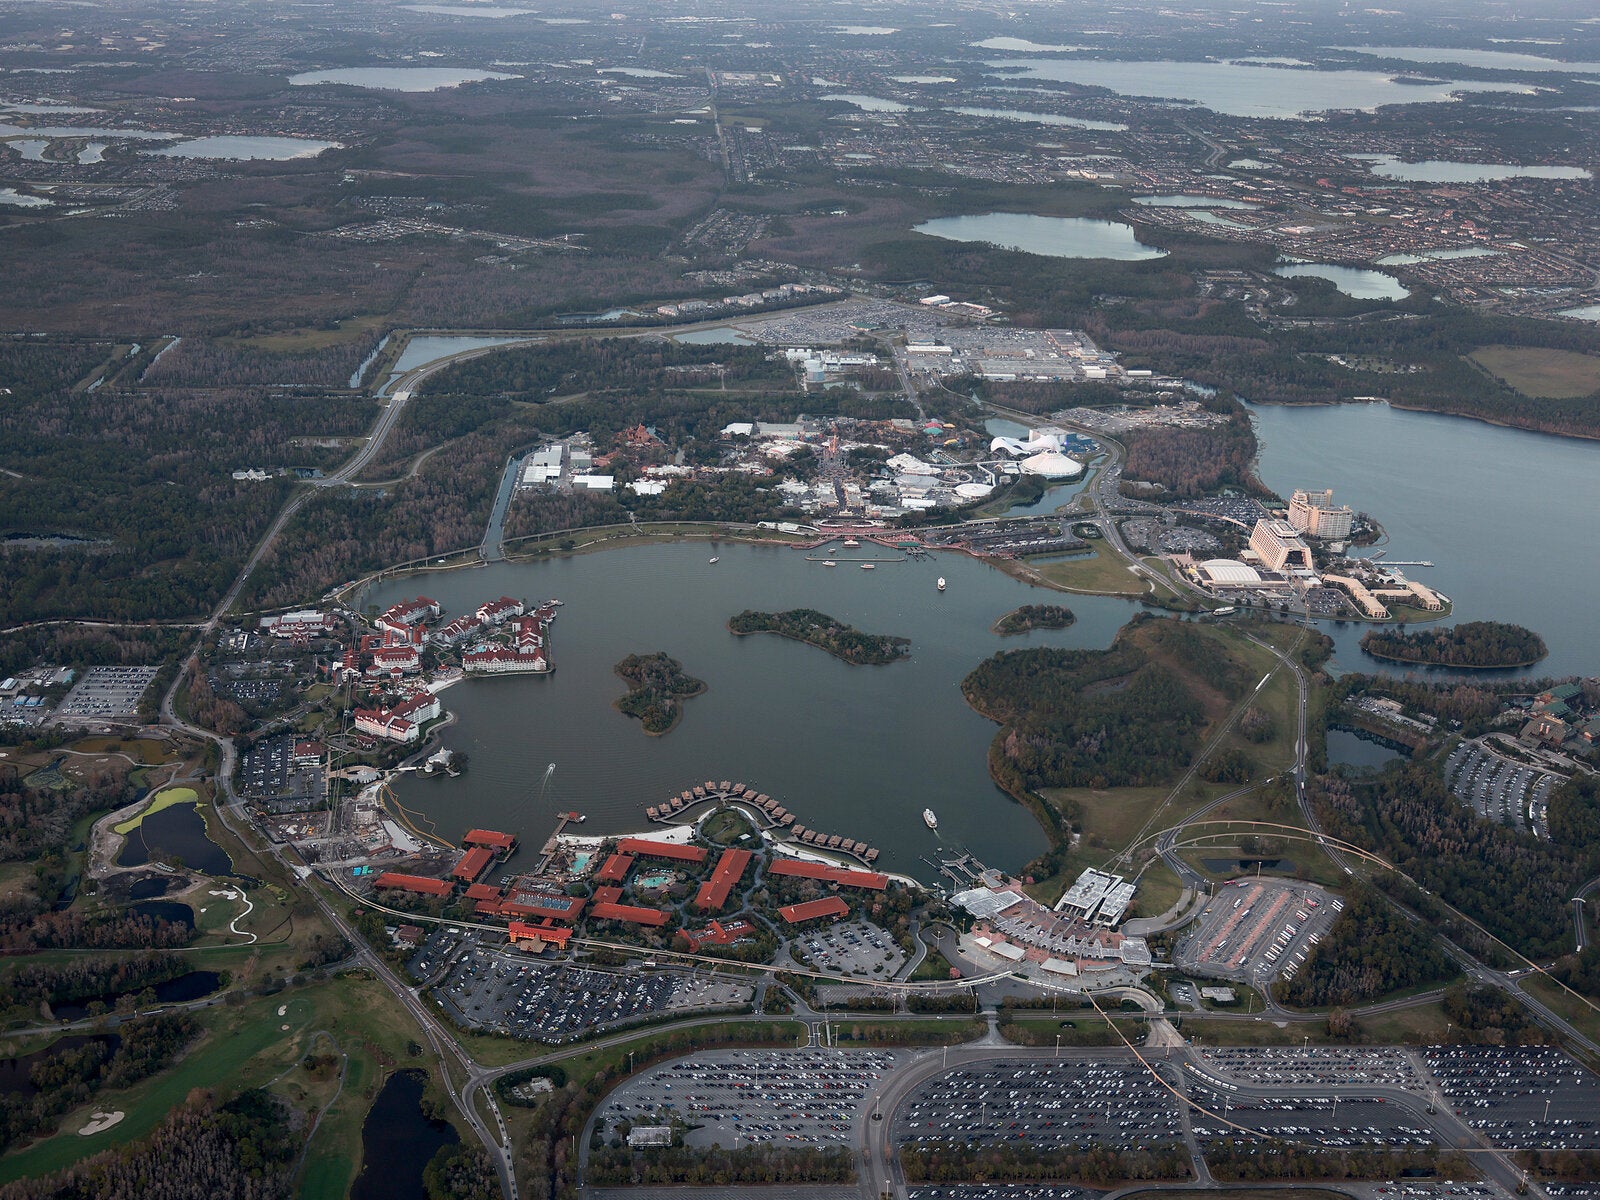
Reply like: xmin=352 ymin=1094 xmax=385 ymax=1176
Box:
xmin=371 ymin=543 xmax=1146 ymax=881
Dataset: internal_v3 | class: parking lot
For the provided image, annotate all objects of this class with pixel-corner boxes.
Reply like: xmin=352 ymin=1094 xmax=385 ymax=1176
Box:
xmin=431 ymin=944 xmax=750 ymax=1043
xmin=238 ymin=733 xmax=325 ymax=812
xmin=1187 ymin=1083 xmax=1437 ymax=1149
xmin=908 ymin=1189 xmax=1090 ymax=1200
xmin=1421 ymin=1046 xmax=1600 ymax=1149
xmin=1445 ymin=742 xmax=1556 ymax=839
xmin=1176 ymin=879 xmax=1340 ymax=987
xmin=894 ymin=1061 xmax=1182 ymax=1150
xmin=55 ymin=665 xmax=158 ymax=721
xmin=598 ymin=1049 xmax=898 ymax=1148
xmin=795 ymin=920 xmax=906 ymax=979
xmin=1197 ymin=1047 xmax=1427 ymax=1092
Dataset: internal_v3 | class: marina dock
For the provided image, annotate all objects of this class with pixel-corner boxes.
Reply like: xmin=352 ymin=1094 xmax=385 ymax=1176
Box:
xmin=646 ymin=782 xmax=880 ymax=865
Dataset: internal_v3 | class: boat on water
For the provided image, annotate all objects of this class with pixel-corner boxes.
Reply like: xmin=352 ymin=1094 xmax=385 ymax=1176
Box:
xmin=843 ymin=537 xmax=860 ymax=548
xmin=923 ymin=808 xmax=938 ymax=831
xmin=822 ymin=560 xmax=836 ymax=567
xmin=860 ymin=563 xmax=875 ymax=570
xmin=937 ymin=577 xmax=946 ymax=592
xmin=708 ymin=557 xmax=720 ymax=564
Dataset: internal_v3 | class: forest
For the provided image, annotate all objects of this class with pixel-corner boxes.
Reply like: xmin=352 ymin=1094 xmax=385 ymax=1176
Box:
xmin=1275 ymin=885 xmax=1457 ymax=1008
xmin=612 ymin=652 xmax=707 ymax=735
xmin=727 ymin=609 xmax=910 ymax=665
xmin=1117 ymin=410 xmax=1263 ymax=500
xmin=1309 ymin=767 xmax=1589 ymax=961
xmin=900 ymin=1141 xmax=1189 ymax=1185
xmin=1360 ymin=621 xmax=1548 ymax=669
xmin=1204 ymin=1139 xmax=1468 ymax=1182
xmin=963 ymin=616 xmax=1247 ymax=794
xmin=586 ymin=1144 xmax=854 ymax=1187
xmin=0 ymin=1088 xmax=295 ymax=1200
xmin=420 ymin=338 xmax=791 ymax=400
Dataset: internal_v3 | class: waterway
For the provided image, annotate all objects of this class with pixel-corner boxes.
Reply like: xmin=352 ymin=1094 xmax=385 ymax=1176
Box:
xmin=912 ymin=212 xmax=1166 ymax=261
xmin=372 ymin=542 xmax=1146 ymax=880
xmin=1273 ymin=262 xmax=1409 ymax=301
xmin=979 ymin=58 xmax=1530 ymax=119
xmin=1246 ymin=401 xmax=1600 ymax=678
xmin=351 ymin=1070 xmax=458 ymax=1200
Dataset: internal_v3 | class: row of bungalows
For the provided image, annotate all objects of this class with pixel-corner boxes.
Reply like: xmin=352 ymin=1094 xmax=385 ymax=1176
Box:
xmin=787 ymin=826 xmax=879 ymax=862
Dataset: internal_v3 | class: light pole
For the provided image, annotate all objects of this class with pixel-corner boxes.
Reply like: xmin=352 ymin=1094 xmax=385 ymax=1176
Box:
xmin=1056 ymin=1033 xmax=1062 ymax=1059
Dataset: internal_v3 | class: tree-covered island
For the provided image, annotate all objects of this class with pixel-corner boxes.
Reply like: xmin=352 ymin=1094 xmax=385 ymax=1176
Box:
xmin=1359 ymin=621 xmax=1547 ymax=669
xmin=613 ymin=652 xmax=708 ymax=735
xmin=993 ymin=605 xmax=1077 ymax=636
xmin=728 ymin=609 xmax=910 ymax=665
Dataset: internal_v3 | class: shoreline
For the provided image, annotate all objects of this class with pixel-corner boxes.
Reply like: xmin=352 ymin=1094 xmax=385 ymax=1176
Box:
xmin=1247 ymin=395 xmax=1600 ymax=444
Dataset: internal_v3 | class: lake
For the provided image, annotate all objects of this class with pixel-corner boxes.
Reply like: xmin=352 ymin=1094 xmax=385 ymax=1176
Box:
xmin=1247 ymin=401 xmax=1600 ymax=677
xmin=289 ymin=68 xmax=520 ymax=91
xmin=0 ymin=187 xmax=50 ymax=208
xmin=892 ymin=75 xmax=958 ymax=84
xmin=1353 ymin=153 xmax=1590 ymax=183
xmin=149 ymin=136 xmax=342 ymax=161
xmin=912 ymin=212 xmax=1166 ymax=261
xmin=1559 ymin=305 xmax=1600 ymax=321
xmin=1273 ymin=262 xmax=1409 ymax=301
xmin=1336 ymin=45 xmax=1600 ymax=76
xmin=981 ymin=58 xmax=1531 ymax=119
xmin=972 ymin=38 xmax=1099 ymax=54
xmin=402 ymin=5 xmax=539 ymax=15
xmin=1133 ymin=194 xmax=1257 ymax=209
xmin=371 ymin=541 xmax=1147 ymax=880
xmin=672 ymin=328 xmax=754 ymax=345
xmin=821 ymin=94 xmax=914 ymax=113
xmin=1377 ymin=247 xmax=1500 ymax=266
xmin=351 ymin=1071 xmax=458 ymax=1200
xmin=946 ymin=106 xmax=1126 ymax=130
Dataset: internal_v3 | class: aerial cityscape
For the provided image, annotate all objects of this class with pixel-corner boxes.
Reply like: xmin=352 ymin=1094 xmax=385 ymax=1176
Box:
xmin=1 ymin=0 xmax=1599 ymax=1198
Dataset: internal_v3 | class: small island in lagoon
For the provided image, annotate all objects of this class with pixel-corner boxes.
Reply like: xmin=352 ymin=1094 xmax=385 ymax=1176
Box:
xmin=613 ymin=652 xmax=708 ymax=735
xmin=993 ymin=604 xmax=1077 ymax=636
xmin=728 ymin=609 xmax=910 ymax=665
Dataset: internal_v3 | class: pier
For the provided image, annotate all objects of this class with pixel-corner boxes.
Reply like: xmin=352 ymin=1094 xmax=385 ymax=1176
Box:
xmin=646 ymin=782 xmax=880 ymax=865
xmin=532 ymin=810 xmax=587 ymax=875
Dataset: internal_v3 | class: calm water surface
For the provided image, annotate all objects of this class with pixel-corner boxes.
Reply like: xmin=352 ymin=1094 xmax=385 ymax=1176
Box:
xmin=1353 ymin=153 xmax=1589 ymax=183
xmin=373 ymin=542 xmax=1143 ymax=879
xmin=1247 ymin=401 xmax=1600 ymax=677
xmin=913 ymin=212 xmax=1165 ymax=261
xmin=289 ymin=67 xmax=519 ymax=91
xmin=1274 ymin=262 xmax=1408 ymax=300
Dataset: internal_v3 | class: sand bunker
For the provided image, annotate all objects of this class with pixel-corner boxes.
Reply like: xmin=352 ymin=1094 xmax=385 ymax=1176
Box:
xmin=79 ymin=1110 xmax=125 ymax=1136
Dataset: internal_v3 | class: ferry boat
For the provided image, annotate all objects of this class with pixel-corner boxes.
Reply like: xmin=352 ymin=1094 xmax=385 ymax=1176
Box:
xmin=822 ymin=560 xmax=836 ymax=567
xmin=937 ymin=577 xmax=946 ymax=592
xmin=923 ymin=808 xmax=938 ymax=830
xmin=843 ymin=537 xmax=860 ymax=548
xmin=860 ymin=562 xmax=875 ymax=570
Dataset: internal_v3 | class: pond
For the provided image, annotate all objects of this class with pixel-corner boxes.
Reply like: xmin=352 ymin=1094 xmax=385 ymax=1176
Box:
xmin=0 ymin=1037 xmax=119 ymax=1097
xmin=288 ymin=67 xmax=520 ymax=91
xmin=1327 ymin=727 xmax=1407 ymax=772
xmin=672 ymin=327 xmax=755 ymax=345
xmin=351 ymin=1070 xmax=458 ymax=1200
xmin=1133 ymin=194 xmax=1257 ymax=209
xmin=820 ymin=94 xmax=914 ymax=113
xmin=912 ymin=212 xmax=1166 ymax=261
xmin=1273 ymin=262 xmax=1408 ymax=301
xmin=381 ymin=334 xmax=532 ymax=393
xmin=131 ymin=899 xmax=195 ymax=931
xmin=116 ymin=803 xmax=234 ymax=877
xmin=52 ymin=972 xmax=222 ymax=1021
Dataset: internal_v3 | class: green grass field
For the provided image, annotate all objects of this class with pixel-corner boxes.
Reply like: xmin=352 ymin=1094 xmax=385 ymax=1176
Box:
xmin=1469 ymin=345 xmax=1600 ymax=399
xmin=1028 ymin=547 xmax=1149 ymax=596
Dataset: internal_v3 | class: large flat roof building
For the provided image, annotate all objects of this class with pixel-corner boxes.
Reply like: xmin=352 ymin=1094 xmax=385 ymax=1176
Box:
xmin=1053 ymin=868 xmax=1137 ymax=927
